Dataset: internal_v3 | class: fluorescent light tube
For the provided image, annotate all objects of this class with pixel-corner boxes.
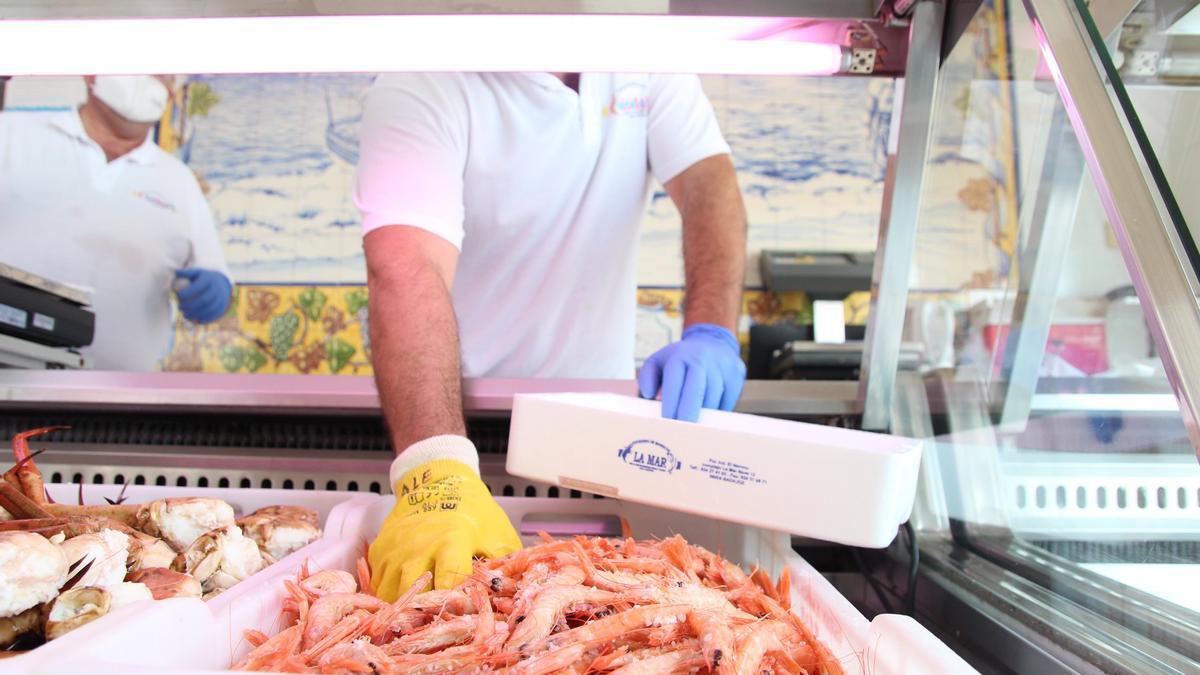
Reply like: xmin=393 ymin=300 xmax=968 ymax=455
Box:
xmin=0 ymin=15 xmax=845 ymax=76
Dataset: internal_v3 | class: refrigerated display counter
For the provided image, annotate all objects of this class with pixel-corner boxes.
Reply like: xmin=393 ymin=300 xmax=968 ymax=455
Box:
xmin=1 ymin=1 xmax=1199 ymax=673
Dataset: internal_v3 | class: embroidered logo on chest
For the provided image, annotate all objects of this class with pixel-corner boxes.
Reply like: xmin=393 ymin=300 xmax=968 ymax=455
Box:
xmin=132 ymin=190 xmax=177 ymax=213
xmin=603 ymin=83 xmax=649 ymax=118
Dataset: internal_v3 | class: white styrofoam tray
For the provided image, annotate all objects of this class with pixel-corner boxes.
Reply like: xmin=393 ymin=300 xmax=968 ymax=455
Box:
xmin=507 ymin=393 xmax=924 ymax=548
xmin=0 ymin=484 xmax=356 ymax=674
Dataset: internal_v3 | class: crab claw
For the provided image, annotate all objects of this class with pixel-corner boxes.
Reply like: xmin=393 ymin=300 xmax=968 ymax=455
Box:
xmin=6 ymin=426 xmax=69 ymax=505
xmin=42 ymin=587 xmax=111 ymax=640
xmin=173 ymin=525 xmax=266 ymax=597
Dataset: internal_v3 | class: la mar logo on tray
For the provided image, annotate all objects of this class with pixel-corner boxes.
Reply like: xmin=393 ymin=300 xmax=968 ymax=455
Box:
xmin=617 ymin=439 xmax=682 ymax=475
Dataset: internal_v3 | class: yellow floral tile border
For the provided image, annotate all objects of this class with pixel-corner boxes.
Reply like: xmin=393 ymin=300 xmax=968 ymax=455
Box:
xmin=163 ymin=285 xmax=871 ymax=374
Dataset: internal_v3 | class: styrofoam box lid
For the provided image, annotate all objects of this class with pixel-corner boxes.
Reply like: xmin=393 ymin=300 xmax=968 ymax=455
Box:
xmin=506 ymin=393 xmax=924 ymax=547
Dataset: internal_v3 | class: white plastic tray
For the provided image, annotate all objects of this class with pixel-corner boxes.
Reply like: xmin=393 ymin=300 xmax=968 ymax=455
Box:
xmin=4 ymin=493 xmax=974 ymax=674
xmin=506 ymin=393 xmax=924 ymax=548
xmin=240 ymin=496 xmax=974 ymax=674
xmin=0 ymin=484 xmax=356 ymax=674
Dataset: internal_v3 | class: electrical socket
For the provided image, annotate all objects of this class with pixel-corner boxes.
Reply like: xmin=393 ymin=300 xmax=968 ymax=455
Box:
xmin=849 ymin=48 xmax=876 ymax=74
xmin=1126 ymin=49 xmax=1160 ymax=77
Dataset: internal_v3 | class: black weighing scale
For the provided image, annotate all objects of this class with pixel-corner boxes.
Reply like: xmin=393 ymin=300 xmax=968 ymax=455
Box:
xmin=0 ymin=262 xmax=94 ymax=369
xmin=751 ymin=251 xmax=921 ymax=380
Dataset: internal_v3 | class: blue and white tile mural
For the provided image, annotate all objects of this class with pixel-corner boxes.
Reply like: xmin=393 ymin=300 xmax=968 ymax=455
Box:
xmin=185 ymin=74 xmax=373 ymax=284
xmin=187 ymin=63 xmax=1014 ymax=295
xmin=186 ymin=73 xmax=901 ymax=287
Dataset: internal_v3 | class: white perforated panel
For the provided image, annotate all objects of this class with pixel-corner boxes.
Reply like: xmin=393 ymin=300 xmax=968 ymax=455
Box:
xmin=1000 ymin=453 xmax=1200 ymax=537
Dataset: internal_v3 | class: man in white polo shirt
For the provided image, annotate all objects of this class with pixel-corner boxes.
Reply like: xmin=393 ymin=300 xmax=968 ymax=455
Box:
xmin=356 ymin=72 xmax=748 ymax=599
xmin=0 ymin=75 xmax=232 ymax=371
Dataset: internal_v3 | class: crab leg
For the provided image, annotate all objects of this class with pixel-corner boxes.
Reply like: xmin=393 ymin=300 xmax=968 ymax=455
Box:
xmin=43 ymin=502 xmax=140 ymax=525
xmin=0 ymin=515 xmax=135 ymax=539
xmin=5 ymin=426 xmax=69 ymax=504
xmin=0 ymin=481 xmax=52 ymax=519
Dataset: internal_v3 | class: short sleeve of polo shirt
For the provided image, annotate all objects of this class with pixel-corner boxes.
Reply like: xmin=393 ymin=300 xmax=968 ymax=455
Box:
xmin=354 ymin=74 xmax=469 ymax=249
xmin=646 ymin=75 xmax=731 ymax=185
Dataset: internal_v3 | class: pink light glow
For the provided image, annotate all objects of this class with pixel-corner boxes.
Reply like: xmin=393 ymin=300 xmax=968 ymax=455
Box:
xmin=0 ymin=15 xmax=844 ymax=76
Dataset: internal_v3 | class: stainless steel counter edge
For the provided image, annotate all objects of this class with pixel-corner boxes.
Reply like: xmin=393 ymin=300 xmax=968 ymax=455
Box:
xmin=0 ymin=371 xmax=861 ymax=415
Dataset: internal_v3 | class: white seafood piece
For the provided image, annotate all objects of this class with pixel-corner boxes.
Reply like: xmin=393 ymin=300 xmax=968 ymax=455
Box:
xmin=238 ymin=513 xmax=322 ymax=560
xmin=0 ymin=505 xmax=12 ymax=521
xmin=43 ymin=587 xmax=111 ymax=640
xmin=128 ymin=536 xmax=177 ymax=571
xmin=108 ymin=582 xmax=154 ymax=610
xmin=244 ymin=505 xmax=320 ymax=527
xmin=172 ymin=525 xmax=266 ymax=595
xmin=136 ymin=498 xmax=237 ymax=551
xmin=59 ymin=529 xmax=130 ymax=589
xmin=0 ymin=532 xmax=69 ymax=617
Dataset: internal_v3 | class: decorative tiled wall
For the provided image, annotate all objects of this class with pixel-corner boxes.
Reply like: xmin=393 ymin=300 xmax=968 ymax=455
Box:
xmin=161 ymin=1 xmax=1013 ymax=374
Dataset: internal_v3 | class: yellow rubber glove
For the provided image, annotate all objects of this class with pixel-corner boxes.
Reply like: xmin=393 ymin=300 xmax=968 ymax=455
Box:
xmin=369 ymin=458 xmax=521 ymax=600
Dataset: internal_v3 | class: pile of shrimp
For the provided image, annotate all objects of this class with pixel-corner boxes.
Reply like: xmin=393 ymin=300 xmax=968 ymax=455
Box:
xmin=234 ymin=534 xmax=843 ymax=674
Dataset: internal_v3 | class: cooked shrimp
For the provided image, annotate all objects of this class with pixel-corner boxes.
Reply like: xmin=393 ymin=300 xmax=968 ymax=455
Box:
xmin=235 ymin=535 xmax=842 ymax=674
xmin=659 ymin=536 xmax=702 ymax=583
xmin=463 ymin=579 xmax=508 ymax=653
xmin=390 ymin=650 xmax=518 ymax=674
xmin=776 ymin=567 xmax=793 ymax=611
xmin=382 ymin=614 xmax=477 ymax=655
xmin=750 ymin=567 xmax=782 ymax=603
xmin=732 ymin=620 xmax=793 ymax=674
xmin=409 ymin=587 xmax=474 ymax=615
xmin=317 ymin=636 xmax=398 ymax=673
xmin=507 ymin=640 xmax=591 ymax=675
xmin=303 ymin=609 xmax=372 ymax=662
xmin=643 ymin=620 xmax=689 ymax=647
xmin=233 ymin=624 xmax=303 ymax=671
xmin=479 ymin=539 xmax=576 ymax=577
xmin=649 ymin=580 xmax=753 ymax=619
xmin=512 ymin=605 xmax=689 ymax=675
xmin=609 ymin=649 xmax=706 ymax=675
xmin=688 ymin=609 xmax=737 ymax=673
xmin=300 ymin=569 xmax=358 ymax=598
xmin=541 ymin=603 xmax=689 ymax=651
xmin=505 ymin=585 xmax=622 ymax=651
xmin=730 ymin=587 xmax=830 ymax=669
xmin=303 ymin=593 xmax=387 ymax=650
xmin=365 ymin=570 xmax=433 ymax=644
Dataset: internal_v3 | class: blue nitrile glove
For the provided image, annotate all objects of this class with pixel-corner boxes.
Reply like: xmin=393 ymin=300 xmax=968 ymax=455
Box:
xmin=638 ymin=323 xmax=746 ymax=422
xmin=174 ymin=268 xmax=232 ymax=324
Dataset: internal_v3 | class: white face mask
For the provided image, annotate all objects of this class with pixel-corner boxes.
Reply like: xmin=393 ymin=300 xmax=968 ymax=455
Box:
xmin=90 ymin=75 xmax=169 ymax=124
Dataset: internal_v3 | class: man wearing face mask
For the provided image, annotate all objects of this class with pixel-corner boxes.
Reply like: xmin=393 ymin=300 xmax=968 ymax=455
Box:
xmin=0 ymin=75 xmax=232 ymax=371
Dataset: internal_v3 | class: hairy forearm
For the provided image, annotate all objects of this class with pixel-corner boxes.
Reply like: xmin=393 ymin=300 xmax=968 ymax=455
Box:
xmin=366 ymin=241 xmax=465 ymax=455
xmin=668 ymin=154 xmax=747 ymax=331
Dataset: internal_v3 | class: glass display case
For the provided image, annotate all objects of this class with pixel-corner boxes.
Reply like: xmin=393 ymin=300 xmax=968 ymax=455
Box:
xmin=1 ymin=1 xmax=1199 ymax=672
xmin=849 ymin=1 xmax=1200 ymax=672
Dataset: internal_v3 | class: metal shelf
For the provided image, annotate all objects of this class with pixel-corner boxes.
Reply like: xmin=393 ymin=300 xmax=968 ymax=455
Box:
xmin=0 ymin=371 xmax=861 ymax=416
